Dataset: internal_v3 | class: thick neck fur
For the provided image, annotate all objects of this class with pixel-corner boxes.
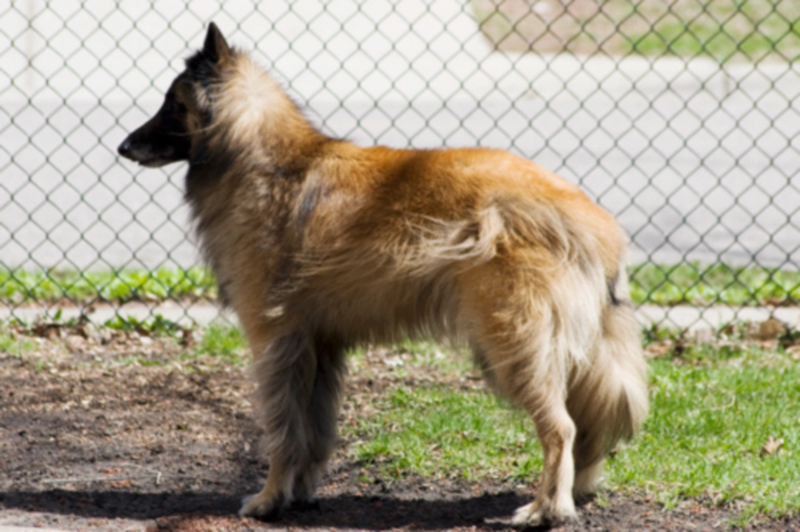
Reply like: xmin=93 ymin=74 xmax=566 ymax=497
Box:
xmin=186 ymin=51 xmax=330 ymax=200
xmin=213 ymin=53 xmax=326 ymax=165
xmin=183 ymin=50 xmax=332 ymax=303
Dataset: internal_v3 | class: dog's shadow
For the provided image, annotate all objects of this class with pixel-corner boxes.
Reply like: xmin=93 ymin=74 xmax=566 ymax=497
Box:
xmin=0 ymin=489 xmax=530 ymax=530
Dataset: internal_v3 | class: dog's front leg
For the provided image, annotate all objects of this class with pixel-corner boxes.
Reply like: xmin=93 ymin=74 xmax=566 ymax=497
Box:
xmin=291 ymin=335 xmax=347 ymax=503
xmin=239 ymin=331 xmax=318 ymax=519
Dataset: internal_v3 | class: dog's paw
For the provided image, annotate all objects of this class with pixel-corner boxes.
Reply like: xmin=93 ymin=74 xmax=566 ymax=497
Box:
xmin=239 ymin=491 xmax=285 ymax=521
xmin=511 ymin=502 xmax=546 ymax=528
xmin=511 ymin=501 xmax=577 ymax=528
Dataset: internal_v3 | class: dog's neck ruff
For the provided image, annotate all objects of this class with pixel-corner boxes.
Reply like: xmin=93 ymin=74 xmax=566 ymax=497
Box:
xmin=214 ymin=57 xmax=279 ymax=138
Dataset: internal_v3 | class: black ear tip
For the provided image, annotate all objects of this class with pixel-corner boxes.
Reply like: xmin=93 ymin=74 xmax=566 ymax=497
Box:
xmin=203 ymin=21 xmax=229 ymax=59
xmin=205 ymin=21 xmax=220 ymax=42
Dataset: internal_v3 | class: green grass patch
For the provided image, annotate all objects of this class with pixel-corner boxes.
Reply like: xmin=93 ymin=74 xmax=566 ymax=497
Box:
xmin=471 ymin=0 xmax=800 ymax=62
xmin=624 ymin=2 xmax=800 ymax=62
xmin=629 ymin=262 xmax=800 ymax=306
xmin=0 ymin=332 xmax=36 ymax=356
xmin=351 ymin=386 xmax=539 ymax=481
xmin=0 ymin=267 xmax=216 ymax=304
xmin=193 ymin=323 xmax=249 ymax=364
xmin=344 ymin=343 xmax=800 ymax=523
xmin=2 ymin=263 xmax=799 ymax=307
xmin=104 ymin=313 xmax=188 ymax=337
xmin=393 ymin=339 xmax=474 ymax=377
xmin=630 ymin=349 xmax=800 ymax=521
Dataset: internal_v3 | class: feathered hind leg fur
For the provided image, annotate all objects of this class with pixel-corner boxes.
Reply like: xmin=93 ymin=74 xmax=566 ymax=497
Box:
xmin=461 ymin=251 xmax=646 ymax=527
xmin=461 ymin=259 xmax=598 ymax=526
xmin=568 ymin=273 xmax=649 ymax=497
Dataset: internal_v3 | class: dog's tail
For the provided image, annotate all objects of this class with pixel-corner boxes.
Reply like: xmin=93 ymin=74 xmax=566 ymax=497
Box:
xmin=566 ymin=266 xmax=649 ymax=494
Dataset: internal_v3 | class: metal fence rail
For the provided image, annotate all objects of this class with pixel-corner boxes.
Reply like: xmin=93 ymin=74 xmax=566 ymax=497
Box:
xmin=1 ymin=1 xmax=799 ymax=330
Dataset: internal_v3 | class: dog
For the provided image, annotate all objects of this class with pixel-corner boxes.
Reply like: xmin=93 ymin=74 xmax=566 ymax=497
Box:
xmin=117 ymin=22 xmax=648 ymax=527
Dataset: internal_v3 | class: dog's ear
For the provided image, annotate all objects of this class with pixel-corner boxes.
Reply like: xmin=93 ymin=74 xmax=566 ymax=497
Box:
xmin=203 ymin=22 xmax=231 ymax=64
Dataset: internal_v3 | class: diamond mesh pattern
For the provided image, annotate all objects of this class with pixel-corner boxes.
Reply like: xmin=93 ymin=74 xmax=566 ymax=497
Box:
xmin=1 ymin=0 xmax=799 ymax=329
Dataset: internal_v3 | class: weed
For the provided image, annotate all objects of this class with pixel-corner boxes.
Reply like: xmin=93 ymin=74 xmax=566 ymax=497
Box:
xmin=193 ymin=324 xmax=248 ymax=364
xmin=0 ymin=332 xmax=35 ymax=356
xmin=104 ymin=314 xmax=186 ymax=337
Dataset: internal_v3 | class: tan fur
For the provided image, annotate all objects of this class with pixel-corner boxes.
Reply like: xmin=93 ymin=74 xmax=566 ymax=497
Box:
xmin=118 ymin=24 xmax=649 ymax=527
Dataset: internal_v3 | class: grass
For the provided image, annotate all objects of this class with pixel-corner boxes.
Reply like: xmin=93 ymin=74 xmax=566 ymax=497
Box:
xmin=3 ymin=314 xmax=798 ymax=523
xmin=351 ymin=386 xmax=540 ymax=481
xmin=108 ymin=319 xmax=249 ymax=366
xmin=624 ymin=1 xmax=800 ymax=62
xmin=629 ymin=262 xmax=800 ymax=306
xmin=0 ymin=314 xmax=250 ymax=367
xmin=343 ymin=339 xmax=800 ymax=523
xmin=192 ymin=323 xmax=249 ymax=364
xmin=0 ymin=266 xmax=216 ymax=304
xmin=1 ymin=263 xmax=799 ymax=307
xmin=633 ymin=346 xmax=800 ymax=521
xmin=471 ymin=0 xmax=800 ymax=62
xmin=104 ymin=313 xmax=189 ymax=337
xmin=0 ymin=331 xmax=36 ymax=356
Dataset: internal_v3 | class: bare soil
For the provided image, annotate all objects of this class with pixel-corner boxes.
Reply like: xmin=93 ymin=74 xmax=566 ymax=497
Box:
xmin=0 ymin=326 xmax=796 ymax=531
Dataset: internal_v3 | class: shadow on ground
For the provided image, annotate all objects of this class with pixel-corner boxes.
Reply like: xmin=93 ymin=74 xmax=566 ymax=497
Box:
xmin=0 ymin=489 xmax=527 ymax=530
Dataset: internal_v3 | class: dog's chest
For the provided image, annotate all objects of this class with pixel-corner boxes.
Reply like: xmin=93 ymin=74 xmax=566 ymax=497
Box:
xmin=190 ymin=173 xmax=301 ymax=307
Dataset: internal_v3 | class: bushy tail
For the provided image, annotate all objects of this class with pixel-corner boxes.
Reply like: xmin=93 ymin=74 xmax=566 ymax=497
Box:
xmin=566 ymin=275 xmax=649 ymax=492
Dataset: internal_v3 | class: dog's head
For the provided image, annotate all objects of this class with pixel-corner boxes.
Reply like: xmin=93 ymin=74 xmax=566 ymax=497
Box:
xmin=117 ymin=22 xmax=231 ymax=167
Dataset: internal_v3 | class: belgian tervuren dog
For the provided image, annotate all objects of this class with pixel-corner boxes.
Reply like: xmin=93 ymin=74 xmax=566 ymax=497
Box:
xmin=118 ymin=22 xmax=648 ymax=527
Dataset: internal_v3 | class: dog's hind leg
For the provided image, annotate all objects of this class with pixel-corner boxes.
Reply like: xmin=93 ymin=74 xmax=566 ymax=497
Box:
xmin=474 ymin=331 xmax=579 ymax=527
xmin=495 ymin=355 xmax=577 ymax=527
xmin=508 ymin=376 xmax=579 ymax=527
xmin=569 ymin=294 xmax=649 ymax=498
xmin=461 ymin=262 xmax=584 ymax=527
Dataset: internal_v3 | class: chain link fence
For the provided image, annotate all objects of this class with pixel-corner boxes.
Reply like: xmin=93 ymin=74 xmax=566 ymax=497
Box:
xmin=1 ymin=1 xmax=799 ymax=330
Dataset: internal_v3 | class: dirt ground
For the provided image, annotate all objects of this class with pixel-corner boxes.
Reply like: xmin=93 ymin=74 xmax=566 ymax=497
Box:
xmin=1 ymin=326 xmax=797 ymax=531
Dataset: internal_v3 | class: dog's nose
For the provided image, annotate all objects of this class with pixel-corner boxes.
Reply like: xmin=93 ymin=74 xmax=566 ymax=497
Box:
xmin=117 ymin=139 xmax=132 ymax=157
